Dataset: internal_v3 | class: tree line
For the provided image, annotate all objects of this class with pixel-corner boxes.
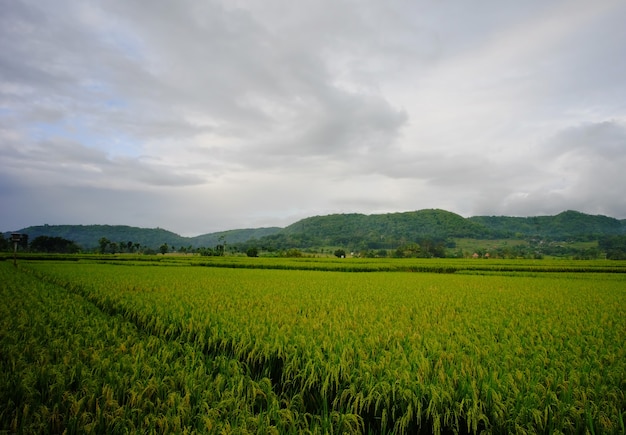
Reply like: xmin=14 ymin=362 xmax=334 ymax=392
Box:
xmin=3 ymin=233 xmax=626 ymax=260
xmin=0 ymin=234 xmax=229 ymax=257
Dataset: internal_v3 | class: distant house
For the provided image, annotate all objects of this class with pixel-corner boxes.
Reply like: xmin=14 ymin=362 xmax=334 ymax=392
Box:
xmin=472 ymin=253 xmax=479 ymax=259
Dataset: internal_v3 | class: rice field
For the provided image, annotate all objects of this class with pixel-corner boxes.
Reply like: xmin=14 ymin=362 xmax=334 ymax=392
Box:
xmin=1 ymin=257 xmax=625 ymax=434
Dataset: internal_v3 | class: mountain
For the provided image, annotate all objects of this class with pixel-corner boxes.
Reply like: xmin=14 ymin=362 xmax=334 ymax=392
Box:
xmin=3 ymin=225 xmax=189 ymax=250
xmin=188 ymin=227 xmax=282 ymax=247
xmin=283 ymin=209 xmax=490 ymax=238
xmin=3 ymin=224 xmax=282 ymax=251
xmin=4 ymin=210 xmax=625 ymax=252
xmin=249 ymin=209 xmax=626 ymax=251
xmin=264 ymin=209 xmax=494 ymax=249
xmin=469 ymin=210 xmax=625 ymax=240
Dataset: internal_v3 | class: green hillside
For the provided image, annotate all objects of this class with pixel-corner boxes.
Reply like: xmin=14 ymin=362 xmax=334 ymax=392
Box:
xmin=265 ymin=209 xmax=494 ymax=250
xmin=4 ymin=225 xmax=189 ymax=251
xmin=469 ymin=210 xmax=625 ymax=240
xmin=4 ymin=209 xmax=625 ymax=254
xmin=3 ymin=225 xmax=282 ymax=251
xmin=189 ymin=227 xmax=282 ymax=247
xmin=284 ymin=209 xmax=492 ymax=238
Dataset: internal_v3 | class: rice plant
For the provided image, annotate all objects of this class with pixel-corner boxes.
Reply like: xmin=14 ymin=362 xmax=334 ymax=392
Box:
xmin=6 ymin=258 xmax=626 ymax=433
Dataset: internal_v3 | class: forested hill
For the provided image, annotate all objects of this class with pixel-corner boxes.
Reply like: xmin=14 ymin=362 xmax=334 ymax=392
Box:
xmin=269 ymin=209 xmax=493 ymax=249
xmin=4 ymin=209 xmax=625 ymax=251
xmin=4 ymin=225 xmax=190 ymax=251
xmin=188 ymin=227 xmax=282 ymax=247
xmin=255 ymin=209 xmax=626 ymax=250
xmin=3 ymin=224 xmax=281 ymax=251
xmin=468 ymin=210 xmax=625 ymax=239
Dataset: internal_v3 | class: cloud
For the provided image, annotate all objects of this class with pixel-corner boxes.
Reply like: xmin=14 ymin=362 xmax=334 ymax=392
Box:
xmin=1 ymin=0 xmax=626 ymax=235
xmin=547 ymin=121 xmax=626 ymax=158
xmin=0 ymin=136 xmax=205 ymax=189
xmin=473 ymin=120 xmax=626 ymax=217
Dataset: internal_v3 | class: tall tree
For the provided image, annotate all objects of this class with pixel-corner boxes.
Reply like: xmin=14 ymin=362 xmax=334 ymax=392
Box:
xmin=99 ymin=237 xmax=110 ymax=254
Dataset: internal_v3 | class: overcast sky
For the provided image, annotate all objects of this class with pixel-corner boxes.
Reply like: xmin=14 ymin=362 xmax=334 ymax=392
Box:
xmin=2 ymin=0 xmax=626 ymax=235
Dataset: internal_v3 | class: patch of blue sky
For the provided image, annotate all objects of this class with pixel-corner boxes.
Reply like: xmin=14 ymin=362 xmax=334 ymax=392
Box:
xmin=105 ymin=134 xmax=143 ymax=158
xmin=27 ymin=122 xmax=68 ymax=142
xmin=28 ymin=117 xmax=142 ymax=158
xmin=97 ymin=25 xmax=147 ymax=62
xmin=103 ymin=97 xmax=128 ymax=110
xmin=80 ymin=81 xmax=129 ymax=109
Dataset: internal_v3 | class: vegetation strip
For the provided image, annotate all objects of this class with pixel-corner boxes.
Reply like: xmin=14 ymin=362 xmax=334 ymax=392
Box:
xmin=4 ymin=253 xmax=626 ymax=274
xmin=3 ymin=259 xmax=624 ymax=433
xmin=1 ymin=263 xmax=361 ymax=433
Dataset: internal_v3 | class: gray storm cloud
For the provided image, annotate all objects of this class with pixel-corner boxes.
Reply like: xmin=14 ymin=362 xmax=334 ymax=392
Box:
xmin=1 ymin=0 xmax=625 ymax=235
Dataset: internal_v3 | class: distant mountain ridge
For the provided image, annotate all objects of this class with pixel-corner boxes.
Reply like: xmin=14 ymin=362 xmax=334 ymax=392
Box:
xmin=273 ymin=209 xmax=494 ymax=249
xmin=469 ymin=210 xmax=625 ymax=239
xmin=256 ymin=209 xmax=626 ymax=250
xmin=4 ymin=209 xmax=625 ymax=251
xmin=3 ymin=224 xmax=281 ymax=250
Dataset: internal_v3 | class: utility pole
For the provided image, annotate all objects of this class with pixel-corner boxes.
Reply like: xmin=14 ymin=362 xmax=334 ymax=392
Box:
xmin=11 ymin=233 xmax=23 ymax=267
